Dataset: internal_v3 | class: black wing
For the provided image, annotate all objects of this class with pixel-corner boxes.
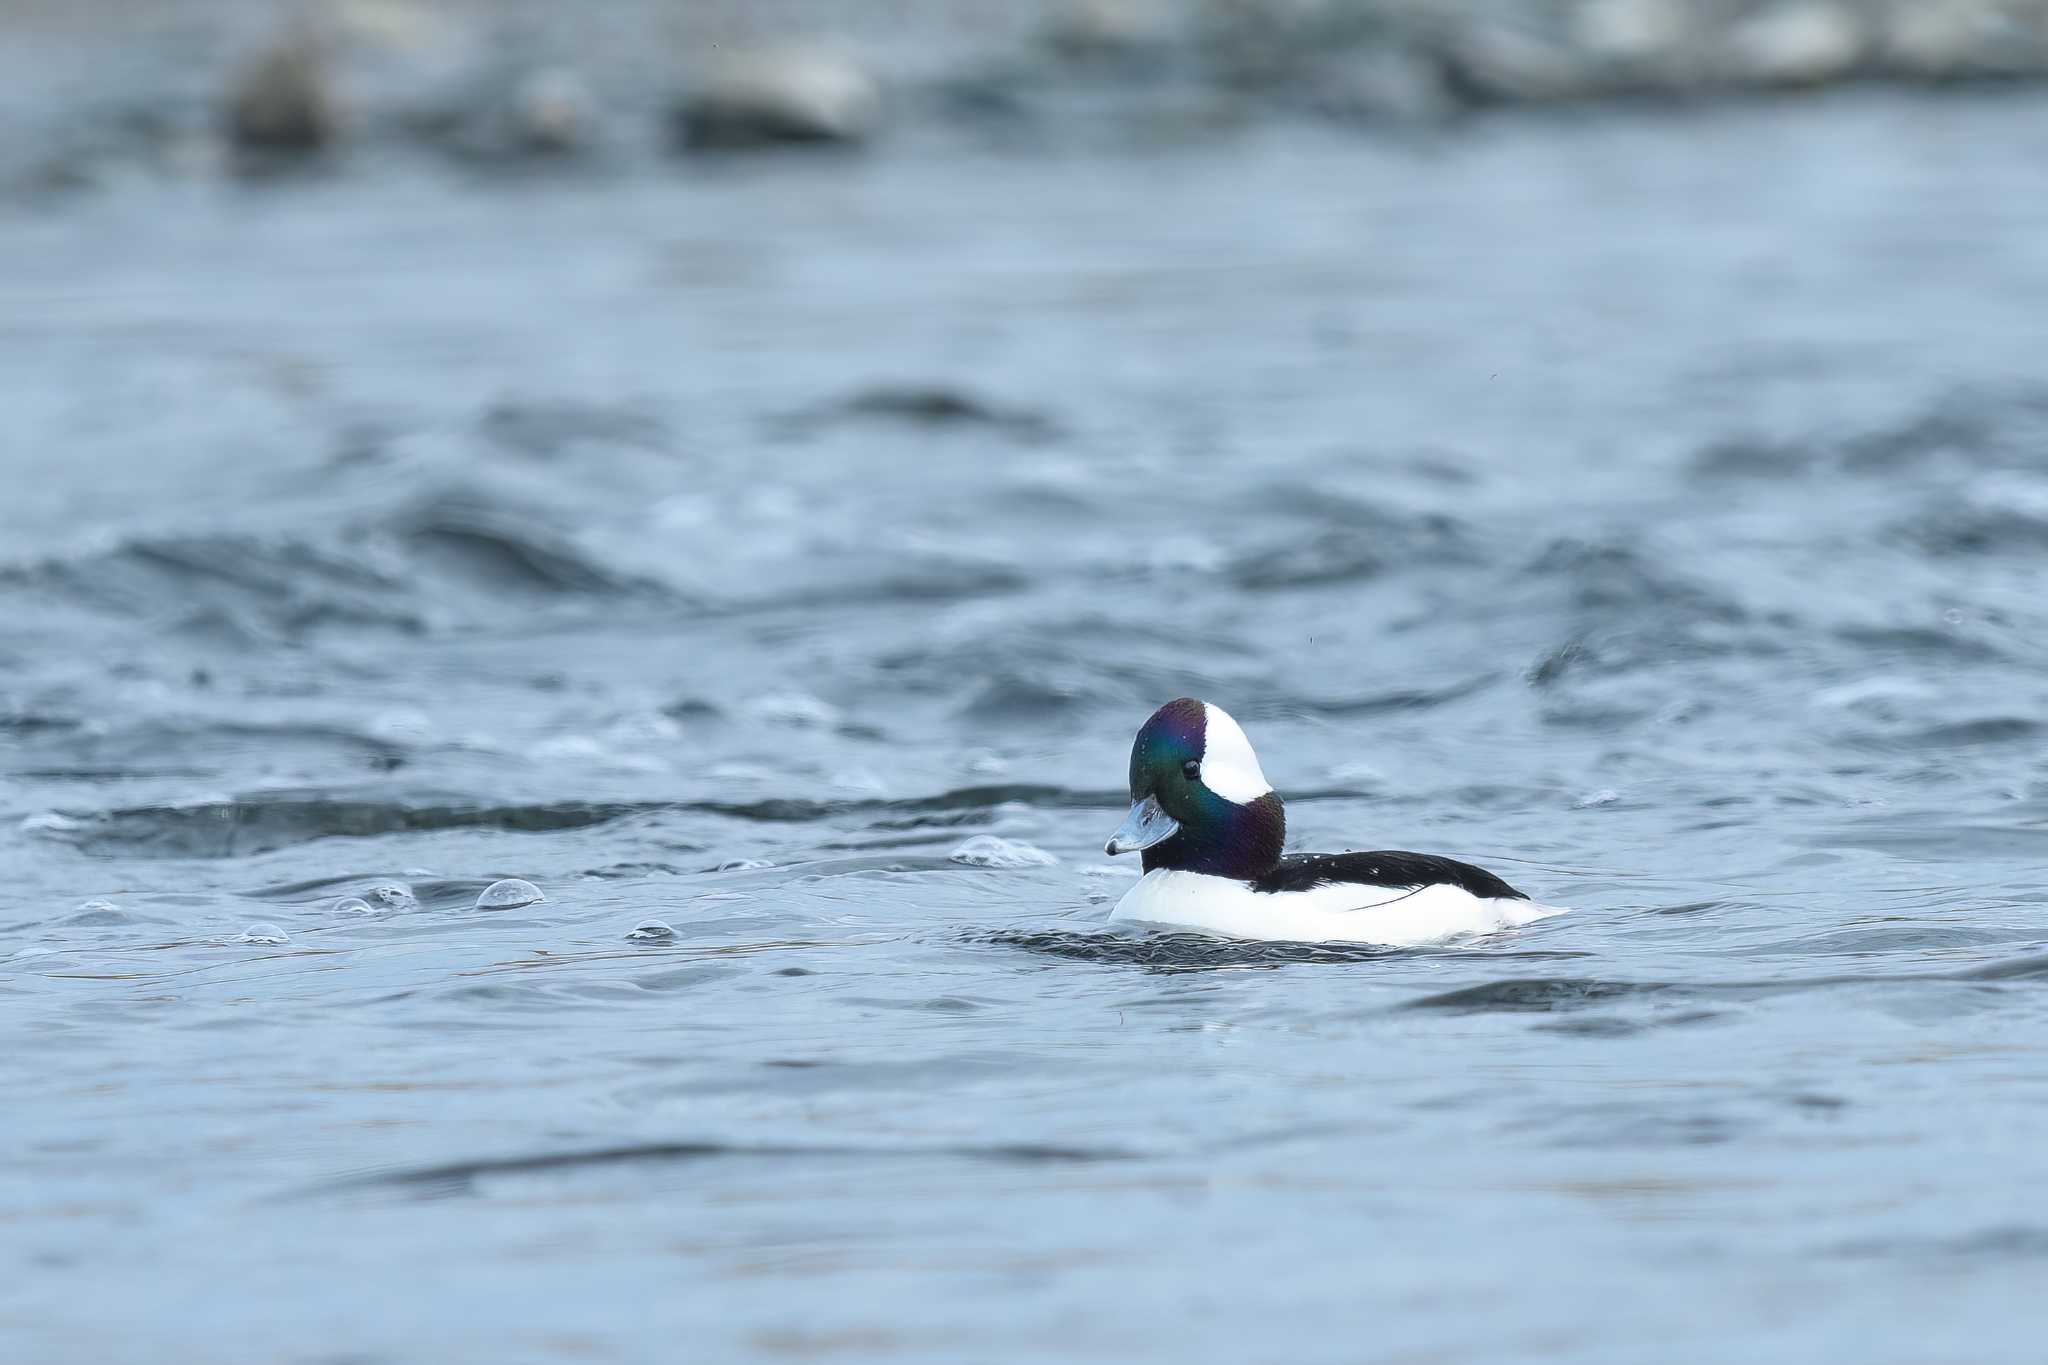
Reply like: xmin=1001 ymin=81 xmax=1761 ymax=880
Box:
xmin=1252 ymin=851 xmax=1528 ymax=901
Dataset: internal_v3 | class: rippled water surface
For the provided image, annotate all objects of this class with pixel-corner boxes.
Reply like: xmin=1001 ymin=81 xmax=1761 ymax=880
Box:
xmin=8 ymin=90 xmax=2048 ymax=1361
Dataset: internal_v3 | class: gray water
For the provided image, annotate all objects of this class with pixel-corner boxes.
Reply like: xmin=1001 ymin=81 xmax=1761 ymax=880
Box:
xmin=7 ymin=88 xmax=2048 ymax=1362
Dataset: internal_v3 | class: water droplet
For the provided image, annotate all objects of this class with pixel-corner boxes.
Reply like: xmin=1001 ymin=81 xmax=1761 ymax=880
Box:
xmin=476 ymin=878 xmax=545 ymax=910
xmin=949 ymin=835 xmax=1058 ymax=869
xmin=331 ymin=897 xmax=378 ymax=915
xmin=364 ymin=881 xmax=419 ymax=911
xmin=627 ymin=918 xmax=676 ymax=941
xmin=237 ymin=923 xmax=289 ymax=945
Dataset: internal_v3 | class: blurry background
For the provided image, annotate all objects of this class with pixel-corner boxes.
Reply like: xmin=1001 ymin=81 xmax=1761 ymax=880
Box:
xmin=6 ymin=1 xmax=2048 ymax=1361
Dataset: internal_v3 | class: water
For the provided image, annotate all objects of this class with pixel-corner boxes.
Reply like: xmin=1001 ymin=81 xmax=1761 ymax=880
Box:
xmin=6 ymin=87 xmax=2048 ymax=1361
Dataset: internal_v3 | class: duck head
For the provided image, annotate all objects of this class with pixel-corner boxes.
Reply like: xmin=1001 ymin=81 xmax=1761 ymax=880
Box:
xmin=1105 ymin=698 xmax=1285 ymax=879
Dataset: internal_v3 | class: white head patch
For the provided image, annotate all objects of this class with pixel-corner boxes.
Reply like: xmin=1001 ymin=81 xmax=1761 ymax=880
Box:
xmin=1199 ymin=702 xmax=1273 ymax=804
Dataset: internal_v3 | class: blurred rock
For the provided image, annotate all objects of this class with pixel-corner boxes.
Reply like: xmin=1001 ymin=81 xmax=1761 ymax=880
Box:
xmin=1725 ymin=2 xmax=1867 ymax=87
xmin=225 ymin=30 xmax=337 ymax=154
xmin=676 ymin=45 xmax=882 ymax=151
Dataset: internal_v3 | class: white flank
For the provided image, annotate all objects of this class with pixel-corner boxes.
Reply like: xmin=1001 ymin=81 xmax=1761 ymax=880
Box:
xmin=1198 ymin=702 xmax=1272 ymax=803
xmin=1109 ymin=869 xmax=1565 ymax=947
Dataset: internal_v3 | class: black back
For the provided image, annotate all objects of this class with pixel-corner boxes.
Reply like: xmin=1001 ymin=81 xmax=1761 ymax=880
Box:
xmin=1250 ymin=851 xmax=1528 ymax=901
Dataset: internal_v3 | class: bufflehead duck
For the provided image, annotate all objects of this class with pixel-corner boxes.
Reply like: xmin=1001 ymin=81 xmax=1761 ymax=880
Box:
xmin=1104 ymin=698 xmax=1560 ymax=945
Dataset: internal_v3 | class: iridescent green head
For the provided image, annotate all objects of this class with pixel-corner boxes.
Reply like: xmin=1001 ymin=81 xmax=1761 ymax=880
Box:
xmin=1105 ymin=698 xmax=1286 ymax=879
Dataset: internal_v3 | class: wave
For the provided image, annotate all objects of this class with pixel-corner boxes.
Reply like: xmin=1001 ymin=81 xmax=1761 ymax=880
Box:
xmin=0 ymin=485 xmax=681 ymax=644
xmin=34 ymin=783 xmax=1127 ymax=859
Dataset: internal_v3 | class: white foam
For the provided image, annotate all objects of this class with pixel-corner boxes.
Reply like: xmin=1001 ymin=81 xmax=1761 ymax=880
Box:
xmin=949 ymin=835 xmax=1058 ymax=869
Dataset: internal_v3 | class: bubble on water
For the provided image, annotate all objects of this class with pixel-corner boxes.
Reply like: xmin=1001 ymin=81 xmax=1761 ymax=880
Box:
xmin=364 ymin=881 xmax=420 ymax=912
xmin=331 ymin=896 xmax=378 ymax=914
xmin=626 ymin=918 xmax=676 ymax=942
xmin=77 ymin=899 xmax=120 ymax=914
xmin=237 ymin=923 xmax=289 ymax=945
xmin=715 ymin=857 xmax=773 ymax=872
xmin=950 ymin=835 xmax=1059 ymax=869
xmin=476 ymin=878 xmax=545 ymax=910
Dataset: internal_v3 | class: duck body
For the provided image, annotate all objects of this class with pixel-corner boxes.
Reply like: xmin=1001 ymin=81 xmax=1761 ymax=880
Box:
xmin=1110 ymin=856 xmax=1558 ymax=947
xmin=1103 ymin=699 xmax=1562 ymax=947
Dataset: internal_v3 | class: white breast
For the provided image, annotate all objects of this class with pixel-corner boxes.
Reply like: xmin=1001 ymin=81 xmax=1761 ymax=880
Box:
xmin=1108 ymin=868 xmax=1562 ymax=947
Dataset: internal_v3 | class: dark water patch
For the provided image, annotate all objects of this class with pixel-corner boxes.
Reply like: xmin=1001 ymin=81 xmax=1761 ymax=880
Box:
xmin=753 ymin=559 xmax=1032 ymax=609
xmin=1688 ymin=435 xmax=1816 ymax=482
xmin=1 ymin=533 xmax=425 ymax=640
xmin=1226 ymin=508 xmax=1469 ymax=591
xmin=1746 ymin=923 xmax=2033 ymax=958
xmin=956 ymin=674 xmax=1114 ymax=724
xmin=1834 ymin=1224 xmax=2048 ymax=1263
xmin=979 ymin=928 xmax=1397 ymax=971
xmin=309 ymin=1136 xmax=1139 ymax=1201
xmin=476 ymin=400 xmax=668 ymax=459
xmin=42 ymin=797 xmax=658 ymax=859
xmin=1885 ymin=717 xmax=2041 ymax=749
xmin=1533 ymin=1009 xmax=1726 ymax=1038
xmin=394 ymin=495 xmax=667 ymax=599
xmin=5 ymin=719 xmax=412 ymax=779
xmin=1841 ymin=404 xmax=1996 ymax=472
xmin=578 ymin=861 xmax=693 ymax=880
xmin=0 ymin=711 xmax=85 ymax=736
xmin=702 ymin=784 xmax=1124 ymax=824
xmin=872 ymin=615 xmax=1241 ymax=718
xmin=1896 ymin=499 xmax=2048 ymax=558
xmin=1834 ymin=389 xmax=2048 ymax=473
xmin=1811 ymin=823 xmax=2048 ymax=862
xmin=1405 ymin=978 xmax=1678 ymax=1013
xmin=1547 ymin=1108 xmax=1746 ymax=1149
xmin=1282 ymin=673 xmax=1496 ymax=717
xmin=1833 ymin=624 xmax=2009 ymax=663
xmin=784 ymin=385 xmax=1060 ymax=442
xmin=46 ymin=784 xmax=1133 ymax=859
xmin=1698 ymin=388 xmax=2048 ymax=488
xmin=1525 ymin=539 xmax=1748 ymax=623
xmin=1956 ymin=951 xmax=2048 ymax=982
xmin=1650 ymin=900 xmax=1732 ymax=917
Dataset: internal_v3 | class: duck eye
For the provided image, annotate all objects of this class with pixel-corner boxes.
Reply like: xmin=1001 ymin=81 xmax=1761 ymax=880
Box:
xmin=1182 ymin=759 xmax=1202 ymax=782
